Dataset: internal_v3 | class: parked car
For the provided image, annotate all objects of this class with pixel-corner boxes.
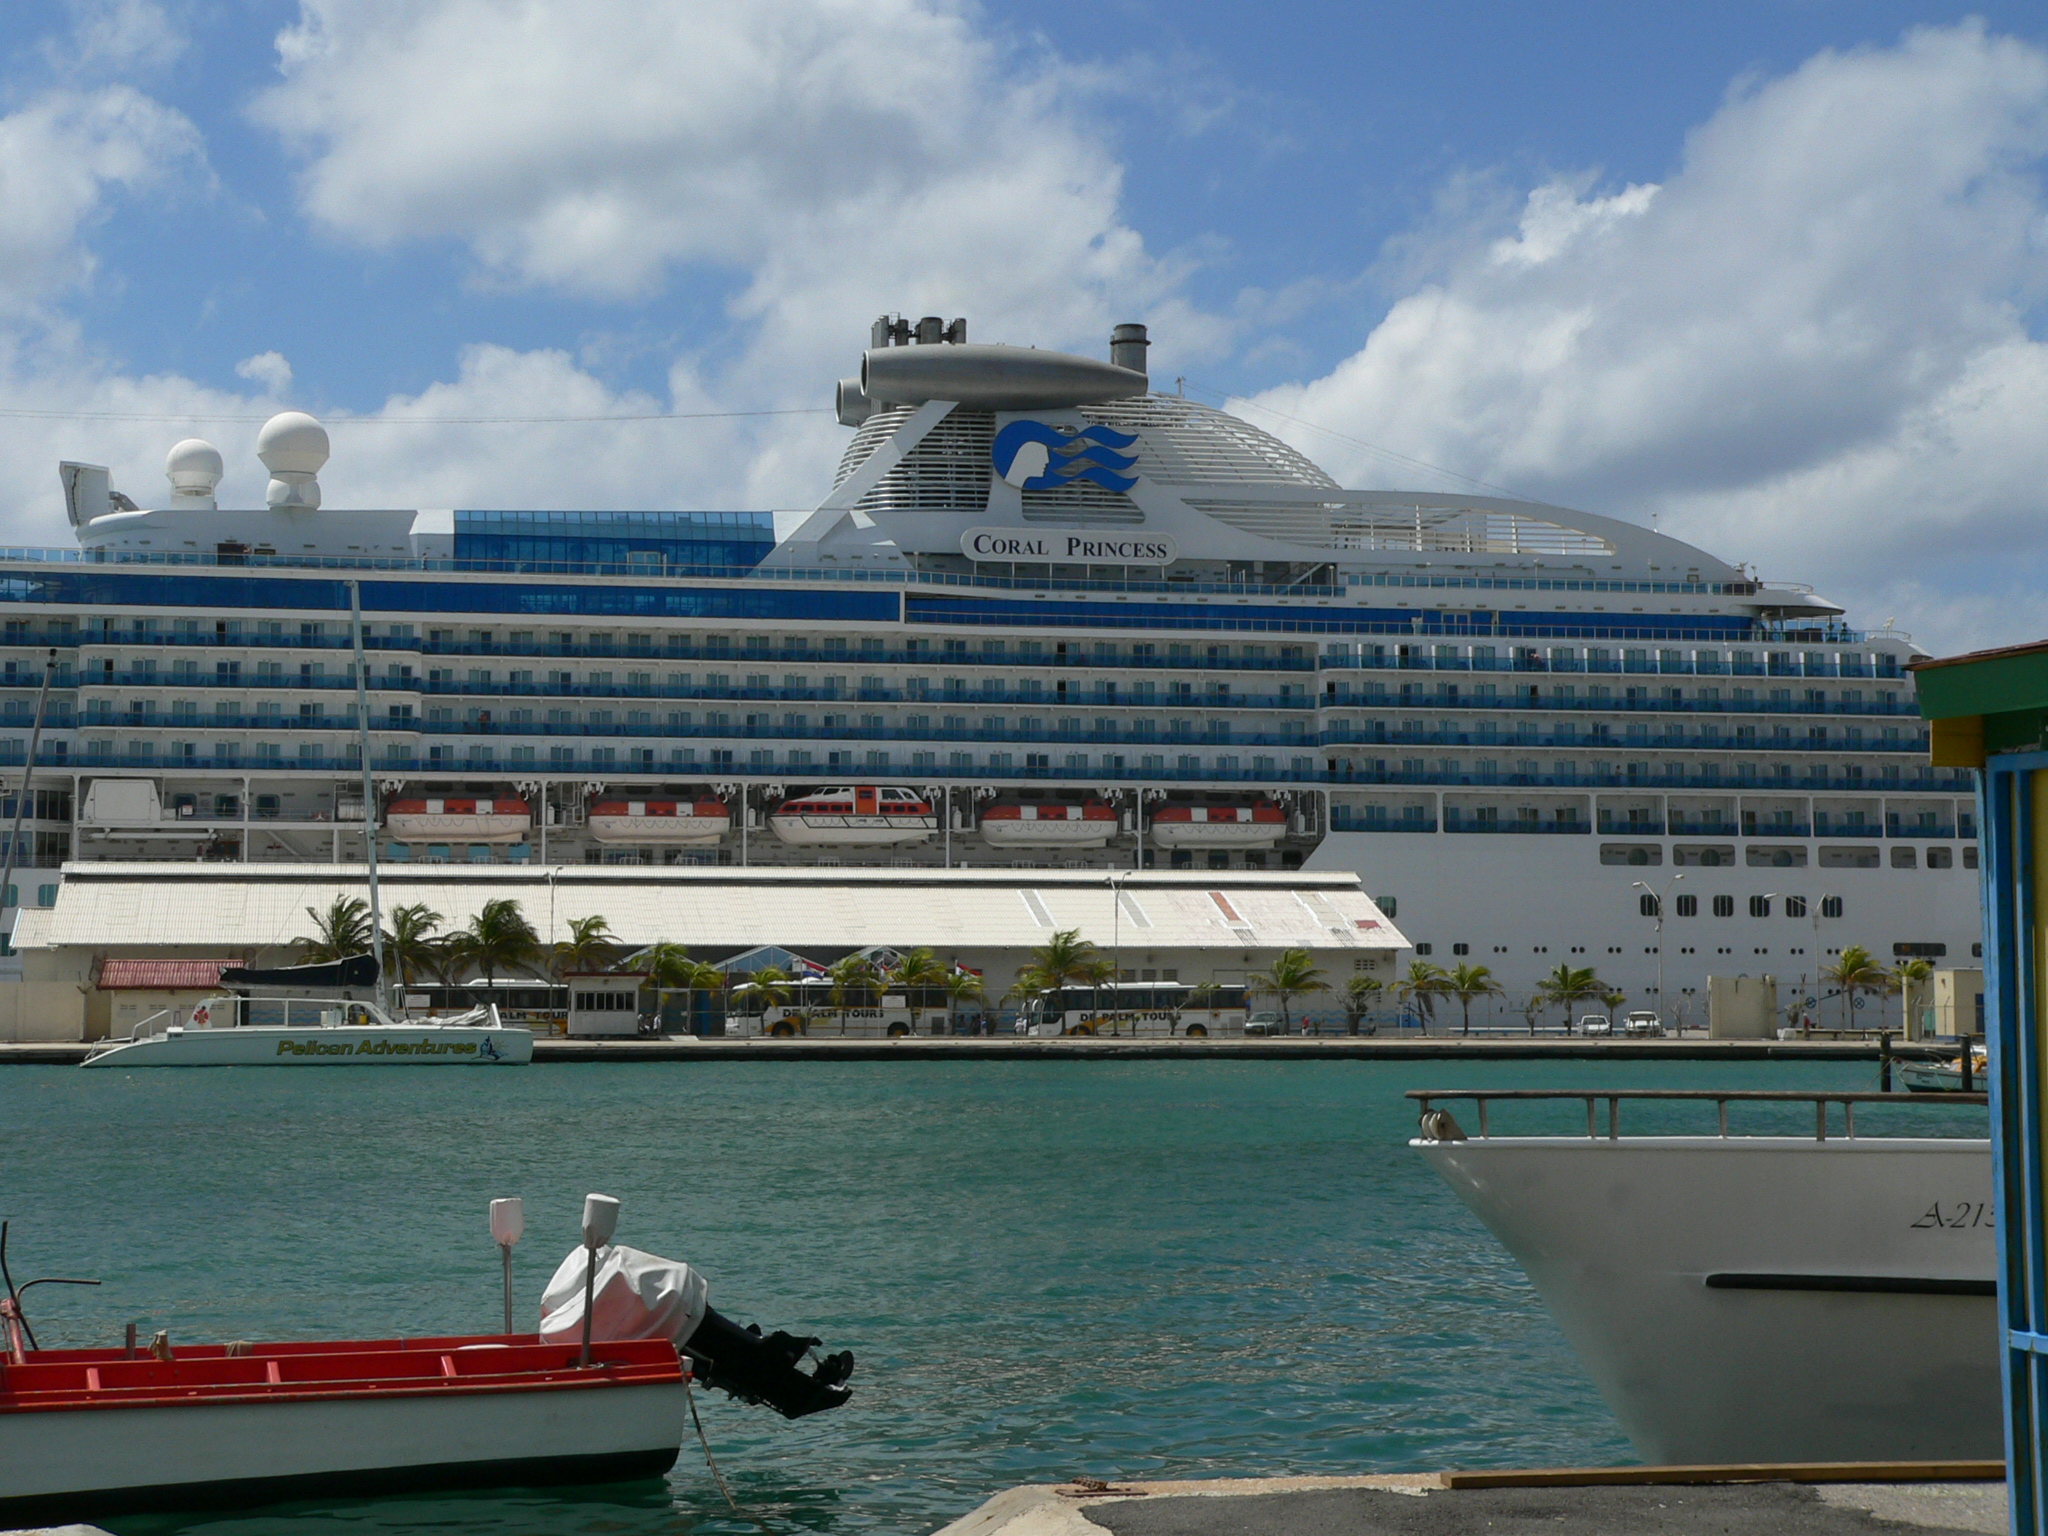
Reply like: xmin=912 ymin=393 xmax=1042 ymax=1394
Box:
xmin=1624 ymin=1010 xmax=1665 ymax=1037
xmin=1243 ymin=1011 xmax=1287 ymax=1036
xmin=1578 ymin=1014 xmax=1613 ymax=1037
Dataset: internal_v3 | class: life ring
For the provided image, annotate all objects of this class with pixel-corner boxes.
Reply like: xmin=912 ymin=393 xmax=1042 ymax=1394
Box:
xmin=190 ymin=1004 xmax=210 ymax=1028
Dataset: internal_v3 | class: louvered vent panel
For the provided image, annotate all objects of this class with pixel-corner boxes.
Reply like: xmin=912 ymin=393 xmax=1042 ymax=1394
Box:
xmin=850 ymin=411 xmax=996 ymax=516
xmin=1184 ymin=500 xmax=1616 ymax=556
xmin=834 ymin=406 xmax=922 ymax=489
xmin=1079 ymin=398 xmax=1338 ymax=488
xmin=1020 ymin=482 xmax=1143 ymax=524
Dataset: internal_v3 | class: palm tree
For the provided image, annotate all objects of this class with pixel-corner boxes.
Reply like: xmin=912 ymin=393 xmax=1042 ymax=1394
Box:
xmin=1535 ymin=963 xmax=1601 ymax=1032
xmin=889 ymin=947 xmax=949 ymax=1036
xmin=1444 ymin=962 xmax=1501 ymax=1036
xmin=827 ymin=953 xmax=881 ymax=1036
xmin=1029 ymin=929 xmax=1099 ymax=993
xmin=1823 ymin=944 xmax=1890 ymax=1030
xmin=381 ymin=901 xmax=444 ymax=989
xmin=297 ymin=896 xmax=372 ymax=963
xmin=637 ymin=944 xmax=725 ymax=1034
xmin=945 ymin=966 xmax=986 ymax=1034
xmin=552 ymin=914 xmax=617 ymax=980
xmin=1254 ymin=947 xmax=1328 ymax=1034
xmin=1889 ymin=956 xmax=1934 ymax=1036
xmin=1073 ymin=954 xmax=1117 ymax=1031
xmin=1396 ymin=960 xmax=1449 ymax=1030
xmin=444 ymin=897 xmax=542 ymax=994
xmin=735 ymin=964 xmax=796 ymax=1031
xmin=1340 ymin=974 xmax=1381 ymax=1035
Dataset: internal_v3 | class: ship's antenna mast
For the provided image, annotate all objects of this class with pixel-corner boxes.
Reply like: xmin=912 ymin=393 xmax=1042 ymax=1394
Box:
xmin=348 ymin=581 xmax=388 ymax=1013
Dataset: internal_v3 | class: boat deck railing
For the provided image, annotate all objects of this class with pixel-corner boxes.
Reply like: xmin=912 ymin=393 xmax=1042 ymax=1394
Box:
xmin=1408 ymin=1087 xmax=1987 ymax=1143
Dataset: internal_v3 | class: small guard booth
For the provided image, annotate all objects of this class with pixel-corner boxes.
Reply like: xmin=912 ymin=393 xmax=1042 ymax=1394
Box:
xmin=1915 ymin=639 xmax=2048 ymax=1524
xmin=565 ymin=972 xmax=649 ymax=1038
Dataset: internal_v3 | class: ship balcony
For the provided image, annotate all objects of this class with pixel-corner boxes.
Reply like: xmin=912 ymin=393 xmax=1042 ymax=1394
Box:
xmin=1324 ymin=654 xmax=1900 ymax=680
xmin=1317 ymin=692 xmax=1920 ymax=716
xmin=1440 ymin=811 xmax=1591 ymax=834
xmin=1329 ymin=807 xmax=1438 ymax=833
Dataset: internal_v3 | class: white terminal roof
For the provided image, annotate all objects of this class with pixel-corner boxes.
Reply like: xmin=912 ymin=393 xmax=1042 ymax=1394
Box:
xmin=20 ymin=864 xmax=1406 ymax=959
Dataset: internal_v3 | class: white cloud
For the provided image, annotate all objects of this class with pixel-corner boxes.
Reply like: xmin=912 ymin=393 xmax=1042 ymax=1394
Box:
xmin=234 ymin=351 xmax=294 ymax=395
xmin=0 ymin=85 xmax=205 ymax=311
xmin=55 ymin=0 xmax=189 ymax=76
xmin=1249 ymin=22 xmax=2048 ymax=651
xmin=249 ymin=0 xmax=1216 ymax=416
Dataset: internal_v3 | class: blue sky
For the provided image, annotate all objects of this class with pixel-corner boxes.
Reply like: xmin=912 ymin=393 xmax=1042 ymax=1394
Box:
xmin=0 ymin=2 xmax=2045 ymax=651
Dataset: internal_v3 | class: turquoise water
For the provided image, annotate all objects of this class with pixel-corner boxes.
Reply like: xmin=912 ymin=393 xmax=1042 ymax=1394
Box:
xmin=0 ymin=1057 xmax=1972 ymax=1535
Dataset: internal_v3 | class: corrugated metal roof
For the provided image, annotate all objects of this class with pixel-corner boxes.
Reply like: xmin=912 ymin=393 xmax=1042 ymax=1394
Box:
xmin=31 ymin=864 xmax=1408 ymax=956
xmin=94 ymin=957 xmax=236 ymax=990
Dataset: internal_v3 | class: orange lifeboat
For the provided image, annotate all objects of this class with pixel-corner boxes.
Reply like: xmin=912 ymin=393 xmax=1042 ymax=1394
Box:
xmin=979 ymin=798 xmax=1119 ymax=848
xmin=587 ymin=798 xmax=730 ymax=845
xmin=1148 ymin=798 xmax=1286 ymax=849
xmin=384 ymin=796 xmax=530 ymax=843
xmin=768 ymin=786 xmax=936 ymax=846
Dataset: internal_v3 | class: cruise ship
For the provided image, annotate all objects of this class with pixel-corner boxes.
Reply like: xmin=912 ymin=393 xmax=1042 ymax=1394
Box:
xmin=1 ymin=314 xmax=1977 ymax=1019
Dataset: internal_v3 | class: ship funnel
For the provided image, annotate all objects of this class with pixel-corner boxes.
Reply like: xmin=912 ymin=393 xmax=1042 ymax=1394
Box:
xmin=1111 ymin=323 xmax=1149 ymax=376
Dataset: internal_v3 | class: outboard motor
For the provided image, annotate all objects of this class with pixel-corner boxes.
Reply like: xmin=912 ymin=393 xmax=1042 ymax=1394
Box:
xmin=539 ymin=1242 xmax=853 ymax=1418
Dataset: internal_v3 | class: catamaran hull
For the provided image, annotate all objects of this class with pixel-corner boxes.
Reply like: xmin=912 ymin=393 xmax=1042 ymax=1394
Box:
xmin=0 ymin=1378 xmax=682 ymax=1519
xmin=82 ymin=1025 xmax=532 ymax=1067
xmin=1414 ymin=1136 xmax=1998 ymax=1466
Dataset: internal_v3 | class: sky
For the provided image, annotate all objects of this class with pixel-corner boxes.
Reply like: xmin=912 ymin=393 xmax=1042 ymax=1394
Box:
xmin=0 ymin=1 xmax=2045 ymax=654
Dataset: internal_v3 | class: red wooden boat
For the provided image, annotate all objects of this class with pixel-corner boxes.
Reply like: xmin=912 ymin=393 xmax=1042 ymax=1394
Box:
xmin=0 ymin=1333 xmax=686 ymax=1519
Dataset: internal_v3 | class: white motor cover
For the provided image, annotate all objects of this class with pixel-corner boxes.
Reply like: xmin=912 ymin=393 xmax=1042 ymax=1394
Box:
xmin=538 ymin=1243 xmax=709 ymax=1350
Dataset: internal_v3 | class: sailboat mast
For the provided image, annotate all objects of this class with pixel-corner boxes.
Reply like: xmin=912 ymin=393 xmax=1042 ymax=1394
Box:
xmin=348 ymin=582 xmax=387 ymax=1011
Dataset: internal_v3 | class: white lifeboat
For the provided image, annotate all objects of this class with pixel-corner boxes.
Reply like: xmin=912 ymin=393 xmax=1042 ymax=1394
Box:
xmin=587 ymin=798 xmax=730 ymax=845
xmin=385 ymin=796 xmax=531 ymax=844
xmin=980 ymin=799 xmax=1119 ymax=847
xmin=769 ymin=786 xmax=937 ymax=846
xmin=1148 ymin=799 xmax=1286 ymax=849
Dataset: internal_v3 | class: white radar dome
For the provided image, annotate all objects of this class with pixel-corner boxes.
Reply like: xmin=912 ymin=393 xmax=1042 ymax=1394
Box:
xmin=165 ymin=438 xmax=224 ymax=508
xmin=257 ymin=411 xmax=328 ymax=509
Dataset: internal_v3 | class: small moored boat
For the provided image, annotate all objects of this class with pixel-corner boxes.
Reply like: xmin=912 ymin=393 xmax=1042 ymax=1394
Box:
xmin=979 ymin=798 xmax=1118 ymax=847
xmin=769 ymin=786 xmax=936 ymax=846
xmin=82 ymin=991 xmax=531 ymax=1068
xmin=587 ymin=797 xmax=730 ymax=845
xmin=385 ymin=796 xmax=531 ymax=843
xmin=1148 ymin=798 xmax=1286 ymax=848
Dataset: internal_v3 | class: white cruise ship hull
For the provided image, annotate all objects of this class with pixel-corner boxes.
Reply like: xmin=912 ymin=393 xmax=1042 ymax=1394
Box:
xmin=83 ymin=1023 xmax=533 ymax=1067
xmin=1414 ymin=1136 xmax=1998 ymax=1465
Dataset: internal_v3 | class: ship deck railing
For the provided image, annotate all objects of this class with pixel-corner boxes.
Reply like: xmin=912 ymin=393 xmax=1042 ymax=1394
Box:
xmin=1409 ymin=1086 xmax=1988 ymax=1142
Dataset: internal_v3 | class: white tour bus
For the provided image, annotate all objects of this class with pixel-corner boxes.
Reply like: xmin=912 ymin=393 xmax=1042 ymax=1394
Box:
xmin=1018 ymin=982 xmax=1251 ymax=1038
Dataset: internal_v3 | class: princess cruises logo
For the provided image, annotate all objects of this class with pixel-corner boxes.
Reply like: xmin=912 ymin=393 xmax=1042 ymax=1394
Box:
xmin=990 ymin=421 xmax=1139 ymax=493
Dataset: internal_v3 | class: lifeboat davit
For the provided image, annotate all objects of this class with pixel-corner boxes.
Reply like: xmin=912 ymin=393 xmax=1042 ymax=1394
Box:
xmin=385 ymin=797 xmax=531 ymax=843
xmin=979 ymin=799 xmax=1119 ymax=847
xmin=587 ymin=799 xmax=730 ymax=845
xmin=1148 ymin=799 xmax=1287 ymax=849
xmin=769 ymin=786 xmax=936 ymax=846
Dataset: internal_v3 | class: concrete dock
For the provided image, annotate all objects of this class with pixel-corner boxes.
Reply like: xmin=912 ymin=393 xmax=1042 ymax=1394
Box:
xmin=0 ymin=1036 xmax=1948 ymax=1064
xmin=936 ymin=1468 xmax=2009 ymax=1536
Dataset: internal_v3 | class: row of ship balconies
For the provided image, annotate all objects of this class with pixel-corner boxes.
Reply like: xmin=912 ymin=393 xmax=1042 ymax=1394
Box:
xmin=1331 ymin=809 xmax=1974 ymax=837
xmin=2 ymin=625 xmax=1912 ymax=680
xmin=47 ymin=709 xmax=1931 ymax=754
xmin=7 ymin=677 xmax=1931 ymax=721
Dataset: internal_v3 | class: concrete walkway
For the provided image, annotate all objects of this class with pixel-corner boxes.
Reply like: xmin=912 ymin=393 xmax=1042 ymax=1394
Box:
xmin=935 ymin=1476 xmax=2009 ymax=1536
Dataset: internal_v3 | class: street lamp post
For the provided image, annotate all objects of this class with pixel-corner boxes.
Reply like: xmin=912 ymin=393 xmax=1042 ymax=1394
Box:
xmin=1631 ymin=873 xmax=1684 ymax=1032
